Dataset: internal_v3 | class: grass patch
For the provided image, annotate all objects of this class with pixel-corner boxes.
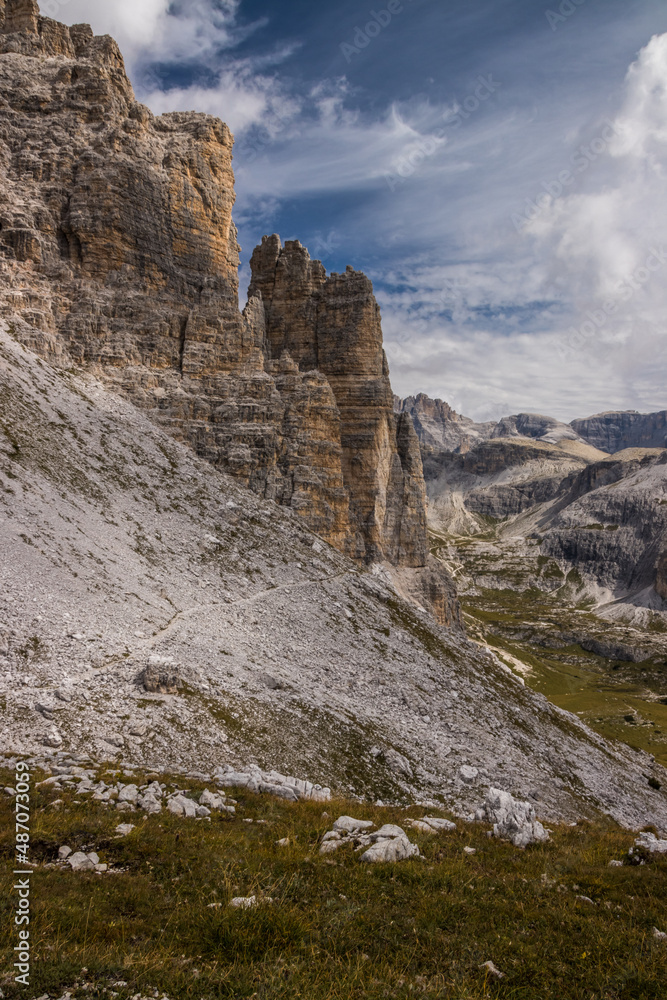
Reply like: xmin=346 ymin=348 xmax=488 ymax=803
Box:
xmin=1 ymin=770 xmax=666 ymax=999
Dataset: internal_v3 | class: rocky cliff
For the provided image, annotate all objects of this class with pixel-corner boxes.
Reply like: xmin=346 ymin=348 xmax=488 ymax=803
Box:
xmin=0 ymin=1 xmax=431 ymax=579
xmin=571 ymin=411 xmax=667 ymax=454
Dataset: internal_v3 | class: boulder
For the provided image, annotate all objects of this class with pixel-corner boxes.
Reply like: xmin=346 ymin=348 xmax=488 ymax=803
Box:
xmin=333 ymin=816 xmax=375 ymax=834
xmin=360 ymin=835 xmax=419 ymax=863
xmin=634 ymin=831 xmax=667 ymax=854
xmin=482 ymin=788 xmax=550 ymax=848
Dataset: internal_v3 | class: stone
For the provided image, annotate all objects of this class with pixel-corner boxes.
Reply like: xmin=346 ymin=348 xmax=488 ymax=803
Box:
xmin=333 ymin=816 xmax=375 ymax=834
xmin=117 ymin=784 xmax=139 ymax=804
xmin=258 ymin=782 xmax=298 ymax=801
xmin=319 ymin=839 xmax=346 ymax=855
xmin=321 ymin=830 xmax=341 ymax=843
xmin=67 ymin=851 xmax=95 ymax=871
xmin=608 ymin=860 xmax=623 ymax=867
xmin=115 ymin=801 xmax=134 ymax=813
xmin=369 ymin=824 xmax=407 ymax=841
xmin=115 ymin=824 xmax=135 ymax=837
xmin=196 ymin=805 xmax=211 ymax=818
xmin=634 ymin=832 xmax=667 ymax=854
xmin=95 ymin=864 xmax=108 ymax=872
xmin=138 ymin=792 xmax=162 ymax=815
xmin=229 ymin=896 xmax=273 ymax=909
xmin=140 ymin=657 xmax=181 ymax=695
xmin=464 ymin=847 xmax=477 ymax=855
xmin=199 ymin=789 xmax=226 ymax=810
xmin=479 ymin=961 xmax=505 ymax=980
xmin=384 ymin=749 xmax=414 ymax=778
xmin=275 ymin=837 xmax=289 ymax=846
xmin=58 ymin=845 xmax=72 ymax=860
xmin=653 ymin=927 xmax=667 ymax=941
xmin=168 ymin=794 xmax=197 ymax=818
xmin=422 ymin=816 xmax=456 ymax=833
xmin=459 ymin=765 xmax=479 ymax=784
xmin=408 ymin=820 xmax=436 ymax=834
xmin=482 ymin=788 xmax=550 ymax=849
xmin=360 ymin=835 xmax=419 ymax=863
xmin=128 ymin=720 xmax=149 ymax=737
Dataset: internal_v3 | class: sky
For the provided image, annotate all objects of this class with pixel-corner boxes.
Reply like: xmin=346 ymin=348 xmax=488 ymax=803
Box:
xmin=39 ymin=0 xmax=667 ymax=422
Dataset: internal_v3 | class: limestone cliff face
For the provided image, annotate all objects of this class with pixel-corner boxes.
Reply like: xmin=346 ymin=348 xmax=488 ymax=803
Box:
xmin=571 ymin=411 xmax=667 ymax=454
xmin=250 ymin=237 xmax=427 ymax=565
xmin=0 ymin=1 xmax=432 ymax=577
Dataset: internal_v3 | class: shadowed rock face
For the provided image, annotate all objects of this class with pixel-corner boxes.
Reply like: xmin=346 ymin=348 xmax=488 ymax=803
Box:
xmin=571 ymin=411 xmax=667 ymax=454
xmin=0 ymin=2 xmax=429 ymax=572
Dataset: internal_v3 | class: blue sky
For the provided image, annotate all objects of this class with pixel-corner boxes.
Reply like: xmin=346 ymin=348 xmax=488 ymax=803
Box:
xmin=43 ymin=0 xmax=667 ymax=421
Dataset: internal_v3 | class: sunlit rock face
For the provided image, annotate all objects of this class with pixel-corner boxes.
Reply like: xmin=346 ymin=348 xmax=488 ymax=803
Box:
xmin=0 ymin=0 xmax=430 ymax=572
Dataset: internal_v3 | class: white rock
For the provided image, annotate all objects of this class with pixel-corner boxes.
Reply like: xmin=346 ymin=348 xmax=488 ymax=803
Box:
xmin=576 ymin=895 xmax=595 ymax=905
xmin=168 ymin=794 xmax=197 ymax=818
xmin=319 ymin=839 xmax=346 ymax=855
xmin=333 ymin=816 xmax=375 ymax=834
xmin=275 ymin=837 xmax=289 ymax=847
xmin=117 ymin=784 xmax=139 ymax=804
xmin=104 ymin=734 xmax=124 ymax=748
xmin=229 ymin=896 xmax=273 ymax=909
xmin=483 ymin=788 xmax=550 ymax=849
xmin=67 ymin=852 xmax=95 ymax=871
xmin=259 ymin=782 xmax=298 ymax=801
xmin=408 ymin=820 xmax=436 ymax=834
xmin=480 ymin=961 xmax=504 ymax=980
xmin=115 ymin=824 xmax=135 ymax=837
xmin=128 ymin=720 xmax=148 ymax=737
xmin=138 ymin=792 xmax=162 ymax=815
xmin=43 ymin=730 xmax=63 ymax=748
xmin=464 ymin=847 xmax=477 ymax=855
xmin=608 ymin=860 xmax=623 ymax=867
xmin=322 ymin=830 xmax=342 ymax=843
xmin=460 ymin=765 xmax=479 ymax=784
xmin=95 ymin=864 xmax=108 ymax=872
xmin=384 ymin=748 xmax=413 ymax=778
xmin=196 ymin=806 xmax=211 ymax=818
xmin=58 ymin=845 xmax=72 ymax=860
xmin=200 ymin=789 xmax=228 ymax=811
xmin=360 ymin=835 xmax=419 ymax=864
xmin=653 ymin=927 xmax=667 ymax=941
xmin=635 ymin=832 xmax=667 ymax=854
xmin=370 ymin=824 xmax=407 ymax=841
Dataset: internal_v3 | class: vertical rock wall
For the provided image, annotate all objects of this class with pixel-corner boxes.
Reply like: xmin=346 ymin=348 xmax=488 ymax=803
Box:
xmin=0 ymin=3 xmax=435 ymax=580
xmin=250 ymin=237 xmax=428 ymax=565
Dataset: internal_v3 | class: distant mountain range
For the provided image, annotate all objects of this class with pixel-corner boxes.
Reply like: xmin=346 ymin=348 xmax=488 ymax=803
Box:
xmin=395 ymin=394 xmax=667 ymax=456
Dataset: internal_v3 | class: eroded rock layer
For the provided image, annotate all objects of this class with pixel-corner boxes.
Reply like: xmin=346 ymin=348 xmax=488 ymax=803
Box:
xmin=0 ymin=1 xmax=428 ymax=571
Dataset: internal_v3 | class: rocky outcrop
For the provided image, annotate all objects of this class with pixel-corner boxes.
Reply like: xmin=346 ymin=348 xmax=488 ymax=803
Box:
xmin=0 ymin=2 xmax=429 ymax=571
xmin=250 ymin=238 xmax=428 ymax=565
xmin=572 ymin=411 xmax=667 ymax=454
xmin=395 ymin=394 xmax=494 ymax=456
